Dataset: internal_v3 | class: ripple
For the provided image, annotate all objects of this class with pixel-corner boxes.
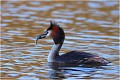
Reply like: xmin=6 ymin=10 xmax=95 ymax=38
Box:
xmin=54 ymin=3 xmax=64 ymax=7
xmin=52 ymin=19 xmax=73 ymax=24
xmin=10 ymin=14 xmax=29 ymax=17
xmin=19 ymin=5 xmax=53 ymax=11
xmin=1 ymin=1 xmax=119 ymax=80
xmin=1 ymin=24 xmax=8 ymax=27
xmin=103 ymin=1 xmax=118 ymax=6
xmin=111 ymin=10 xmax=119 ymax=16
xmin=88 ymin=2 xmax=102 ymax=8
xmin=29 ymin=1 xmax=41 ymax=5
xmin=2 ymin=20 xmax=13 ymax=22
xmin=18 ymin=76 xmax=40 ymax=80
xmin=7 ymin=30 xmax=24 ymax=36
xmin=86 ymin=19 xmax=112 ymax=25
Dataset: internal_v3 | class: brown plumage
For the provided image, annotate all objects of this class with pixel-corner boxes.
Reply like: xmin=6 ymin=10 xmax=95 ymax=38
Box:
xmin=35 ymin=21 xmax=111 ymax=66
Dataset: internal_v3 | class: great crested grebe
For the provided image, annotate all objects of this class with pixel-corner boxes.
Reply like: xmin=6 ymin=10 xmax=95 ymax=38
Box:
xmin=35 ymin=21 xmax=110 ymax=66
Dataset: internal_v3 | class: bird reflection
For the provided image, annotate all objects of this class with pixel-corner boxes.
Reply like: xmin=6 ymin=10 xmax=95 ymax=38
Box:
xmin=47 ymin=62 xmax=103 ymax=79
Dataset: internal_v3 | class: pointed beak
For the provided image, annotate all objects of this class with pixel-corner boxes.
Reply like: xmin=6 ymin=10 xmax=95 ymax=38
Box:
xmin=35 ymin=31 xmax=48 ymax=46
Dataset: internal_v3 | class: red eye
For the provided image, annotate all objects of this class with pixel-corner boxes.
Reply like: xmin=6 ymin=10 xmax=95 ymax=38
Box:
xmin=53 ymin=26 xmax=59 ymax=32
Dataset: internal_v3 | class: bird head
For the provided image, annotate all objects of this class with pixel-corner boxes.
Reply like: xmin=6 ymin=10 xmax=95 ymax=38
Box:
xmin=35 ymin=21 xmax=65 ymax=45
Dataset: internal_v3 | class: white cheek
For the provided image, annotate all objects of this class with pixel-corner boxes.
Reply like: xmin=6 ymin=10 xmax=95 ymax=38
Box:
xmin=46 ymin=30 xmax=51 ymax=37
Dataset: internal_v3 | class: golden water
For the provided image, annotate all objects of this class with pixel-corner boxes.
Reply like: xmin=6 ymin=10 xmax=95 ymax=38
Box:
xmin=1 ymin=1 xmax=119 ymax=80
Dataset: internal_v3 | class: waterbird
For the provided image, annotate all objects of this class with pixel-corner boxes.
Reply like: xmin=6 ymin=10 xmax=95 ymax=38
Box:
xmin=35 ymin=21 xmax=110 ymax=66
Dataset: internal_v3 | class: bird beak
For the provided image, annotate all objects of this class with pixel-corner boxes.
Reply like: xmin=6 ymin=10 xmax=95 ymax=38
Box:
xmin=35 ymin=31 xmax=48 ymax=46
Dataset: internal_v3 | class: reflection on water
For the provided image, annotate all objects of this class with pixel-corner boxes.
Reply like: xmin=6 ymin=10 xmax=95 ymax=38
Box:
xmin=47 ymin=63 xmax=117 ymax=79
xmin=1 ymin=1 xmax=119 ymax=80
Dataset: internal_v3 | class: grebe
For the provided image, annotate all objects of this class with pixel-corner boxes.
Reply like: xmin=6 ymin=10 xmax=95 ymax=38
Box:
xmin=35 ymin=21 xmax=110 ymax=66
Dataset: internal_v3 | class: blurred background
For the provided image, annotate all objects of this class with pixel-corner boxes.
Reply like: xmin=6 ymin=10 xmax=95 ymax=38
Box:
xmin=1 ymin=1 xmax=119 ymax=80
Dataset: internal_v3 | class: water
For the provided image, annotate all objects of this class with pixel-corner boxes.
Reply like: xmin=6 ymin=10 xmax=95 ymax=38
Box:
xmin=1 ymin=1 xmax=119 ymax=80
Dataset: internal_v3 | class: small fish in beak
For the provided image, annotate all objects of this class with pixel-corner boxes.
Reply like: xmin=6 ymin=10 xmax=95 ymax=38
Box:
xmin=35 ymin=31 xmax=48 ymax=46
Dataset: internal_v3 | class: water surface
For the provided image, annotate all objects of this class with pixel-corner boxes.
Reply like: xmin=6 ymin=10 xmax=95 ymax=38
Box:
xmin=1 ymin=1 xmax=119 ymax=80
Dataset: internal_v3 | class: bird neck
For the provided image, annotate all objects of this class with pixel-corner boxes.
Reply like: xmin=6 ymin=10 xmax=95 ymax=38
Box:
xmin=47 ymin=41 xmax=63 ymax=62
